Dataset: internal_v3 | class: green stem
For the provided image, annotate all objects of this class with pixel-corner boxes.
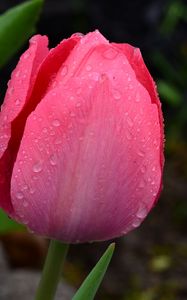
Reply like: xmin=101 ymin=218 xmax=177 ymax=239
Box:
xmin=35 ymin=240 xmax=69 ymax=300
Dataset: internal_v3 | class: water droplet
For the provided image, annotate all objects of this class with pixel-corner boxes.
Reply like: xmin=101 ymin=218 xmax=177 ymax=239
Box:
xmin=16 ymin=192 xmax=24 ymax=199
xmin=22 ymin=185 xmax=28 ymax=191
xmin=70 ymin=112 xmax=76 ymax=117
xmin=69 ymin=96 xmax=75 ymax=101
xmin=153 ymin=139 xmax=158 ymax=146
xmin=15 ymin=70 xmax=20 ymax=78
xmin=137 ymin=150 xmax=145 ymax=157
xmin=140 ymin=165 xmax=146 ymax=173
xmin=50 ymin=130 xmax=55 ymax=136
xmin=42 ymin=127 xmax=48 ymax=133
xmin=136 ymin=206 xmax=148 ymax=218
xmin=54 ymin=138 xmax=62 ymax=145
xmin=76 ymin=88 xmax=82 ymax=95
xmin=138 ymin=179 xmax=145 ymax=188
xmin=132 ymin=218 xmax=142 ymax=228
xmin=52 ymin=119 xmax=61 ymax=127
xmin=23 ymin=52 xmax=30 ymax=59
xmin=3 ymin=115 xmax=8 ymax=122
xmin=8 ymin=87 xmax=14 ymax=96
xmin=49 ymin=154 xmax=57 ymax=166
xmin=23 ymin=200 xmax=28 ymax=207
xmin=74 ymin=32 xmax=84 ymax=37
xmin=90 ymin=72 xmax=99 ymax=81
xmin=33 ymin=161 xmax=43 ymax=173
xmin=22 ymin=218 xmax=29 ymax=225
xmin=113 ymin=89 xmax=121 ymax=100
xmin=126 ymin=131 xmax=133 ymax=140
xmin=152 ymin=166 xmax=156 ymax=171
xmin=76 ymin=102 xmax=81 ymax=108
xmin=29 ymin=187 xmax=35 ymax=194
xmin=86 ymin=64 xmax=92 ymax=71
xmin=61 ymin=65 xmax=68 ymax=76
xmin=103 ymin=48 xmax=118 ymax=59
xmin=126 ymin=116 xmax=133 ymax=127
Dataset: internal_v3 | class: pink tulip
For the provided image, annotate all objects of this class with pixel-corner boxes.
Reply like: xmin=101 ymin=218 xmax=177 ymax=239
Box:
xmin=0 ymin=30 xmax=164 ymax=243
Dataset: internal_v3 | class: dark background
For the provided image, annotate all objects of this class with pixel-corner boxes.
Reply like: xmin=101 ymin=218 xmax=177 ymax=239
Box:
xmin=0 ymin=0 xmax=170 ymax=101
xmin=1 ymin=1 xmax=187 ymax=299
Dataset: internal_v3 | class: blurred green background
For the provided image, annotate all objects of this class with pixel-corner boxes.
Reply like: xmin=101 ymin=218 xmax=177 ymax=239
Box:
xmin=0 ymin=0 xmax=187 ymax=299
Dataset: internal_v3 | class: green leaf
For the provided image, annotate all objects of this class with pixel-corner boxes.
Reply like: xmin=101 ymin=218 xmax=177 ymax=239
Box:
xmin=0 ymin=209 xmax=24 ymax=233
xmin=160 ymin=0 xmax=187 ymax=35
xmin=72 ymin=243 xmax=115 ymax=300
xmin=0 ymin=0 xmax=44 ymax=68
xmin=157 ymin=80 xmax=182 ymax=107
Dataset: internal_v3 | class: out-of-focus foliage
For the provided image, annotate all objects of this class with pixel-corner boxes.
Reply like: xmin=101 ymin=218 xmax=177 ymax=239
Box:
xmin=151 ymin=0 xmax=187 ymax=145
xmin=0 ymin=209 xmax=24 ymax=233
xmin=0 ymin=0 xmax=43 ymax=68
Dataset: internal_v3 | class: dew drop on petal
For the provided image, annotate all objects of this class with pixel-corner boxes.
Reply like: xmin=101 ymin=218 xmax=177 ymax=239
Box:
xmin=136 ymin=206 xmax=148 ymax=219
xmin=126 ymin=130 xmax=133 ymax=140
xmin=86 ymin=64 xmax=92 ymax=71
xmin=54 ymin=138 xmax=62 ymax=145
xmin=49 ymin=154 xmax=57 ymax=166
xmin=76 ymin=102 xmax=81 ymax=108
xmin=15 ymin=99 xmax=20 ymax=105
xmin=42 ymin=127 xmax=48 ymax=133
xmin=126 ymin=116 xmax=133 ymax=127
xmin=50 ymin=130 xmax=55 ymax=136
xmin=137 ymin=150 xmax=145 ymax=157
xmin=29 ymin=187 xmax=35 ymax=194
xmin=74 ymin=32 xmax=84 ymax=37
xmin=23 ymin=52 xmax=30 ymax=60
xmin=113 ymin=89 xmax=121 ymax=100
xmin=61 ymin=65 xmax=68 ymax=76
xmin=52 ymin=119 xmax=61 ymax=127
xmin=76 ymin=88 xmax=82 ymax=95
xmin=32 ymin=161 xmax=43 ymax=173
xmin=23 ymin=200 xmax=28 ymax=208
xmin=16 ymin=191 xmax=24 ymax=199
xmin=103 ymin=48 xmax=118 ymax=59
xmin=138 ymin=179 xmax=145 ymax=188
xmin=70 ymin=112 xmax=76 ymax=117
xmin=132 ymin=218 xmax=142 ymax=228
xmin=140 ymin=165 xmax=146 ymax=174
xmin=8 ymin=87 xmax=14 ymax=96
xmin=15 ymin=70 xmax=20 ymax=78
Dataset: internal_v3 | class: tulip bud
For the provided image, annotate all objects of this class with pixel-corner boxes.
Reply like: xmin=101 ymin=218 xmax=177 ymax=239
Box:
xmin=0 ymin=30 xmax=164 ymax=243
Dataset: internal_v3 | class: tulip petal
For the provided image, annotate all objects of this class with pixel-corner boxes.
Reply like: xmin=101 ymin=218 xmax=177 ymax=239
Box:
xmin=0 ymin=35 xmax=49 ymax=158
xmin=0 ymin=33 xmax=81 ymax=214
xmin=112 ymin=43 xmax=164 ymax=169
xmin=0 ymin=35 xmax=49 ymax=213
xmin=11 ymin=35 xmax=163 ymax=242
